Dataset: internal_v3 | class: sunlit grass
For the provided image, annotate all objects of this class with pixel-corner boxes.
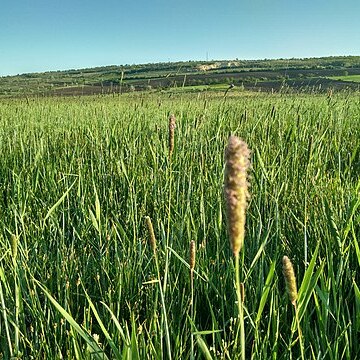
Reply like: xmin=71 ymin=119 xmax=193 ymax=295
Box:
xmin=0 ymin=91 xmax=359 ymax=358
xmin=327 ymin=74 xmax=360 ymax=83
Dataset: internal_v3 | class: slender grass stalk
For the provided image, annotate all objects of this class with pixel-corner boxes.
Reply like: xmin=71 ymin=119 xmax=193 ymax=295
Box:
xmin=304 ymin=135 xmax=313 ymax=268
xmin=282 ymin=256 xmax=304 ymax=360
xmin=14 ymin=276 xmax=20 ymax=355
xmin=294 ymin=303 xmax=304 ymax=360
xmin=11 ymin=234 xmax=20 ymax=356
xmin=161 ymin=114 xmax=175 ymax=358
xmin=235 ymin=253 xmax=245 ymax=359
xmin=224 ymin=135 xmax=250 ymax=360
xmin=190 ymin=240 xmax=196 ymax=360
xmin=0 ymin=281 xmax=13 ymax=358
xmin=145 ymin=216 xmax=172 ymax=360
xmin=164 ymin=114 xmax=176 ymax=294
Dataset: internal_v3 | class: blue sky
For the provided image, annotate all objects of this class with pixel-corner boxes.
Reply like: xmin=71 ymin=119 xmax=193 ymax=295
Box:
xmin=1 ymin=0 xmax=359 ymax=76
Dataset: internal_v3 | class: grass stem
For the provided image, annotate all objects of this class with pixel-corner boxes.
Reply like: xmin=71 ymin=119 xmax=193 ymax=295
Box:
xmin=235 ymin=253 xmax=245 ymax=360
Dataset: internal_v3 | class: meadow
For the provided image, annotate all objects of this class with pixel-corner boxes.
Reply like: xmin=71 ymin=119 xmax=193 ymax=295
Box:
xmin=0 ymin=90 xmax=359 ymax=359
xmin=327 ymin=75 xmax=360 ymax=83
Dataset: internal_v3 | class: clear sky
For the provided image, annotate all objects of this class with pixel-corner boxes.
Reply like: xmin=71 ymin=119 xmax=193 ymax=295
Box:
xmin=1 ymin=0 xmax=359 ymax=76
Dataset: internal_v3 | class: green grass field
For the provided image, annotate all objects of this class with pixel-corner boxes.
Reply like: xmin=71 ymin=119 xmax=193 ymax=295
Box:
xmin=0 ymin=91 xmax=359 ymax=359
xmin=328 ymin=75 xmax=360 ymax=83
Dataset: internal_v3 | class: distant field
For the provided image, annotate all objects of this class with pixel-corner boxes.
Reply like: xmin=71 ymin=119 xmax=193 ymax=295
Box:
xmin=327 ymin=74 xmax=360 ymax=82
xmin=167 ymin=83 xmax=230 ymax=92
xmin=2 ymin=55 xmax=360 ymax=97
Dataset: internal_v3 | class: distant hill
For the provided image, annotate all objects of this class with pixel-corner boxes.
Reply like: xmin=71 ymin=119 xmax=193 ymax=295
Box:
xmin=1 ymin=55 xmax=360 ymax=97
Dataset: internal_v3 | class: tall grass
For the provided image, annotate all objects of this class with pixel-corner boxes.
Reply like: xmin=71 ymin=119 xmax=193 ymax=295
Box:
xmin=0 ymin=91 xmax=359 ymax=358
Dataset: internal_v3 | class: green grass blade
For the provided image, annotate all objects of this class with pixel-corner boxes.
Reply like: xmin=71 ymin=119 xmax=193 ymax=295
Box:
xmin=255 ymin=261 xmax=276 ymax=325
xmin=35 ymin=280 xmax=108 ymax=360
xmin=353 ymin=280 xmax=360 ymax=332
xmin=43 ymin=179 xmax=77 ymax=222
xmin=82 ymin=286 xmax=122 ymax=359
xmin=101 ymin=302 xmax=130 ymax=347
xmin=196 ymin=334 xmax=214 ymax=360
xmin=295 ymin=244 xmax=323 ymax=326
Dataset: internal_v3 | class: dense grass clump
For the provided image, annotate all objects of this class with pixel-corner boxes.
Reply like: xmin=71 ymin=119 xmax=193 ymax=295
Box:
xmin=0 ymin=91 xmax=359 ymax=359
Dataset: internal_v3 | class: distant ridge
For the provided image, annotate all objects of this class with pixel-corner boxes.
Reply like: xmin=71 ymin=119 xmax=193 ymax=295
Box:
xmin=1 ymin=55 xmax=359 ymax=97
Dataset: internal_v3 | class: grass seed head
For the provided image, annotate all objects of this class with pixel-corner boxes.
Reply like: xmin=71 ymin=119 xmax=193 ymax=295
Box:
xmin=168 ymin=114 xmax=176 ymax=156
xmin=189 ymin=240 xmax=196 ymax=271
xmin=240 ymin=282 xmax=245 ymax=303
xmin=282 ymin=256 xmax=298 ymax=305
xmin=11 ymin=234 xmax=18 ymax=260
xmin=224 ymin=135 xmax=250 ymax=257
xmin=145 ymin=216 xmax=157 ymax=253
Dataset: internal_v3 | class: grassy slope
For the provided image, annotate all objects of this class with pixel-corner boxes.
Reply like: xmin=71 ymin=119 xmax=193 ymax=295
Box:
xmin=328 ymin=75 xmax=360 ymax=83
xmin=0 ymin=92 xmax=359 ymax=358
xmin=1 ymin=55 xmax=360 ymax=97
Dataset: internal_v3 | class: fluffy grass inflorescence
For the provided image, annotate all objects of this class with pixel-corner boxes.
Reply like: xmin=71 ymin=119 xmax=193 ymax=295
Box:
xmin=189 ymin=240 xmax=196 ymax=273
xmin=224 ymin=135 xmax=250 ymax=257
xmin=10 ymin=234 xmax=18 ymax=260
xmin=168 ymin=114 xmax=176 ymax=156
xmin=282 ymin=255 xmax=304 ymax=359
xmin=282 ymin=256 xmax=298 ymax=306
xmin=145 ymin=216 xmax=156 ymax=253
xmin=224 ymin=135 xmax=250 ymax=360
